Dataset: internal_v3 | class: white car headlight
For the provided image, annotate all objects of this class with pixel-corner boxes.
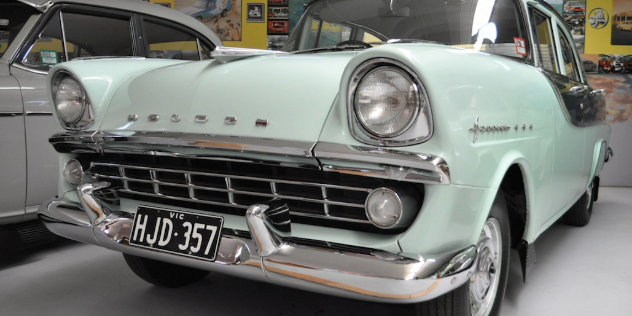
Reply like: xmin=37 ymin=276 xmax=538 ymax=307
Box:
xmin=52 ymin=71 xmax=94 ymax=130
xmin=354 ymin=67 xmax=419 ymax=137
xmin=348 ymin=59 xmax=432 ymax=146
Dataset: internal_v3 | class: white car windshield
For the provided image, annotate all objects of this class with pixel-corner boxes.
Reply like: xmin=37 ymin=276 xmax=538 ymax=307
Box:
xmin=284 ymin=0 xmax=528 ymax=60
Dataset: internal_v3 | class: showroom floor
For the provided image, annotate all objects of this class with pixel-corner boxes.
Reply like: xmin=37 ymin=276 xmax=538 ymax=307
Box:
xmin=1 ymin=187 xmax=631 ymax=316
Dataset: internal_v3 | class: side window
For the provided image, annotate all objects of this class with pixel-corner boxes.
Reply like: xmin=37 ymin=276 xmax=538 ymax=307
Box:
xmin=143 ymin=19 xmax=200 ymax=61
xmin=557 ymin=26 xmax=579 ymax=81
xmin=22 ymin=13 xmax=66 ymax=69
xmin=21 ymin=10 xmax=133 ymax=70
xmin=298 ymin=16 xmax=352 ymax=50
xmin=531 ymin=10 xmax=559 ymax=73
xmin=62 ymin=12 xmax=133 ymax=58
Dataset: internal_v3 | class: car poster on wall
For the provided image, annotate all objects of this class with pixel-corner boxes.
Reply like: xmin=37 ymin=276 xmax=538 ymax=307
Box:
xmin=175 ymin=0 xmax=242 ymax=41
xmin=612 ymin=0 xmax=632 ymax=45
xmin=267 ymin=0 xmax=288 ymax=49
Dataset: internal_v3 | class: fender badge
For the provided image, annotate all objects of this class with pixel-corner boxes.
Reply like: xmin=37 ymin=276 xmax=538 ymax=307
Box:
xmin=171 ymin=114 xmax=181 ymax=122
xmin=195 ymin=115 xmax=208 ymax=123
xmin=468 ymin=116 xmax=510 ymax=143
xmin=255 ymin=119 xmax=268 ymax=127
xmin=148 ymin=114 xmax=159 ymax=122
xmin=128 ymin=114 xmax=138 ymax=122
xmin=224 ymin=117 xmax=237 ymax=125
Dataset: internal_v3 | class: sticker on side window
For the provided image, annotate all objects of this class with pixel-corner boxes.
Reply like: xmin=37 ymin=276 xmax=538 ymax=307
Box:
xmin=513 ymin=37 xmax=527 ymax=56
xmin=40 ymin=50 xmax=59 ymax=65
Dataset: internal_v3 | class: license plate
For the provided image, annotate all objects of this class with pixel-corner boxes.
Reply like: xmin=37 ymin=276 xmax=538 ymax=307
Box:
xmin=130 ymin=206 xmax=224 ymax=262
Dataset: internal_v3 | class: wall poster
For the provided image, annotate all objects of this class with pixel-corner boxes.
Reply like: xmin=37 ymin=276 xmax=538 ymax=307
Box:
xmin=175 ymin=0 xmax=243 ymax=41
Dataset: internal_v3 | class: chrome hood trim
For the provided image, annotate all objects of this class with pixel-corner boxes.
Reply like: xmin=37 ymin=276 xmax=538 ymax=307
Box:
xmin=211 ymin=46 xmax=288 ymax=64
xmin=50 ymin=132 xmax=451 ymax=184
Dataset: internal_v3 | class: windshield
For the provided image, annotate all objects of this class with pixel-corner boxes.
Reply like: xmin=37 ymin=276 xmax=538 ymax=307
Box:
xmin=0 ymin=2 xmax=36 ymax=59
xmin=283 ymin=0 xmax=528 ymax=60
xmin=193 ymin=0 xmax=208 ymax=9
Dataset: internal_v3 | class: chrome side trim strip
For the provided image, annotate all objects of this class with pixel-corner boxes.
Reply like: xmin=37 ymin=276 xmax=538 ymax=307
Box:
xmin=0 ymin=112 xmax=24 ymax=117
xmin=25 ymin=111 xmax=53 ymax=116
xmin=314 ymin=143 xmax=450 ymax=184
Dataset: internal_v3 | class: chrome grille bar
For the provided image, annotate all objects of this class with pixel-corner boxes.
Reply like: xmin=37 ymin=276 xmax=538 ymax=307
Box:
xmin=92 ymin=163 xmax=372 ymax=192
xmin=89 ymin=161 xmax=373 ymax=225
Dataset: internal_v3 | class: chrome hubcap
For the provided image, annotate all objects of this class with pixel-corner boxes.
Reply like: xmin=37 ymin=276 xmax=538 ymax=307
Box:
xmin=470 ymin=218 xmax=502 ymax=316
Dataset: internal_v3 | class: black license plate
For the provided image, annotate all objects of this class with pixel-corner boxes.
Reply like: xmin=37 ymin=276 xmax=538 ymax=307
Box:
xmin=130 ymin=206 xmax=224 ymax=262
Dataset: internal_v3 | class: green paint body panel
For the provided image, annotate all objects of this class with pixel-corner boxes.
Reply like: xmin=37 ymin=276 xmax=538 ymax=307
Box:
xmin=48 ymin=43 xmax=610 ymax=258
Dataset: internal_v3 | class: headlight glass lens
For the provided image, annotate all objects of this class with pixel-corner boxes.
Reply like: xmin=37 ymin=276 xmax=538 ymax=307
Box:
xmin=55 ymin=77 xmax=85 ymax=124
xmin=354 ymin=67 xmax=419 ymax=137
xmin=365 ymin=188 xmax=402 ymax=228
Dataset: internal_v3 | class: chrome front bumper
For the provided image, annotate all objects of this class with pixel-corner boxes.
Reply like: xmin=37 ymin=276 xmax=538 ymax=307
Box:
xmin=39 ymin=183 xmax=476 ymax=304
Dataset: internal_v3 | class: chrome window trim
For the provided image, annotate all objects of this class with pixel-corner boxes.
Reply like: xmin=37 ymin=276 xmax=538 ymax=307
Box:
xmin=347 ymin=58 xmax=433 ymax=147
xmin=11 ymin=62 xmax=49 ymax=75
xmin=5 ymin=14 xmax=41 ymax=64
xmin=537 ymin=67 xmax=606 ymax=128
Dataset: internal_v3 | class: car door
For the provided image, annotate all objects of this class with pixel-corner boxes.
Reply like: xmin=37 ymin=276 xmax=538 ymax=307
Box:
xmin=10 ymin=5 xmax=137 ymax=220
xmin=0 ymin=3 xmax=38 ymax=224
xmin=529 ymin=6 xmax=587 ymax=224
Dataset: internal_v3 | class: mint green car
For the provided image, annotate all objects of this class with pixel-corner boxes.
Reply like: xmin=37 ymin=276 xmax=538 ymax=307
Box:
xmin=39 ymin=0 xmax=611 ymax=315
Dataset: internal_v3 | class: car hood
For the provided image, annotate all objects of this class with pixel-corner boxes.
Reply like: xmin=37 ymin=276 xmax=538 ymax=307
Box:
xmin=178 ymin=6 xmax=202 ymax=15
xmin=99 ymin=53 xmax=354 ymax=143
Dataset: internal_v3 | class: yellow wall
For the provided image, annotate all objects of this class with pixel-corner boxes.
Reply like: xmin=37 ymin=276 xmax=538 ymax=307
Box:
xmin=223 ymin=2 xmax=268 ymax=49
xmin=585 ymin=0 xmax=632 ymax=54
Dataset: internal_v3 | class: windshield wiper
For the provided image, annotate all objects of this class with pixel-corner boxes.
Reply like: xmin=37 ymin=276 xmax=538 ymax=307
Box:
xmin=292 ymin=44 xmax=369 ymax=54
xmin=384 ymin=39 xmax=444 ymax=45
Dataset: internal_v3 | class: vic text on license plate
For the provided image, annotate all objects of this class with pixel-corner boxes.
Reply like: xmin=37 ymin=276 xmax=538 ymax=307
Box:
xmin=130 ymin=206 xmax=224 ymax=261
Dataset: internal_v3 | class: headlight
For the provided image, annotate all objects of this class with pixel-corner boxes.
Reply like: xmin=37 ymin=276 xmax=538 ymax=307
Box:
xmin=354 ymin=67 xmax=419 ymax=137
xmin=52 ymin=71 xmax=94 ymax=130
xmin=348 ymin=59 xmax=432 ymax=146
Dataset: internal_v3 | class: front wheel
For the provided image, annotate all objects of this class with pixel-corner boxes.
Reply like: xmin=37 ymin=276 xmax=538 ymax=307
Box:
xmin=414 ymin=194 xmax=510 ymax=316
xmin=221 ymin=9 xmax=228 ymax=17
xmin=123 ymin=253 xmax=210 ymax=288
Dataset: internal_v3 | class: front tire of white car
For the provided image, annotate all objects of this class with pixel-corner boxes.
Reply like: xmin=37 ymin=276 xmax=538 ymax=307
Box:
xmin=123 ymin=254 xmax=210 ymax=288
xmin=413 ymin=193 xmax=510 ymax=316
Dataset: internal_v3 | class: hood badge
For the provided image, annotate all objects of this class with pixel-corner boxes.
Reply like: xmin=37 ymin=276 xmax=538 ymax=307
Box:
xmin=224 ymin=117 xmax=237 ymax=125
xmin=130 ymin=114 xmax=269 ymax=127
xmin=195 ymin=115 xmax=208 ymax=123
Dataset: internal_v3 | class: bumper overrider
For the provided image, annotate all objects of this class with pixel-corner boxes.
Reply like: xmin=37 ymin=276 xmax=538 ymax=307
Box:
xmin=39 ymin=183 xmax=476 ymax=303
xmin=41 ymin=132 xmax=475 ymax=303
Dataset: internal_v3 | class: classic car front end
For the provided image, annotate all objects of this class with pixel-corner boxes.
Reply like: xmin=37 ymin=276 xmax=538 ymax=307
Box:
xmin=39 ymin=0 xmax=611 ymax=315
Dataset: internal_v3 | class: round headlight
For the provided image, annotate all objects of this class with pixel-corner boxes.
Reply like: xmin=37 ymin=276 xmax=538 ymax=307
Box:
xmin=54 ymin=76 xmax=86 ymax=124
xmin=365 ymin=188 xmax=403 ymax=228
xmin=354 ymin=67 xmax=420 ymax=137
xmin=63 ymin=159 xmax=84 ymax=186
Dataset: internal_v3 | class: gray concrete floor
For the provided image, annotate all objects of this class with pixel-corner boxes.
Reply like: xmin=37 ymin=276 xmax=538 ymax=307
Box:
xmin=1 ymin=187 xmax=631 ymax=316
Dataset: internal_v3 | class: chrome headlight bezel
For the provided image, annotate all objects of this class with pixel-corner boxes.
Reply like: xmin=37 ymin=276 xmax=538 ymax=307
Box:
xmin=348 ymin=58 xmax=433 ymax=147
xmin=51 ymin=71 xmax=95 ymax=131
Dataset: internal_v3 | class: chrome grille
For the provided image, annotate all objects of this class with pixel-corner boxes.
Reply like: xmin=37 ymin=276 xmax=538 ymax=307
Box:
xmin=85 ymin=154 xmax=422 ymax=233
xmin=92 ymin=162 xmax=371 ymax=223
